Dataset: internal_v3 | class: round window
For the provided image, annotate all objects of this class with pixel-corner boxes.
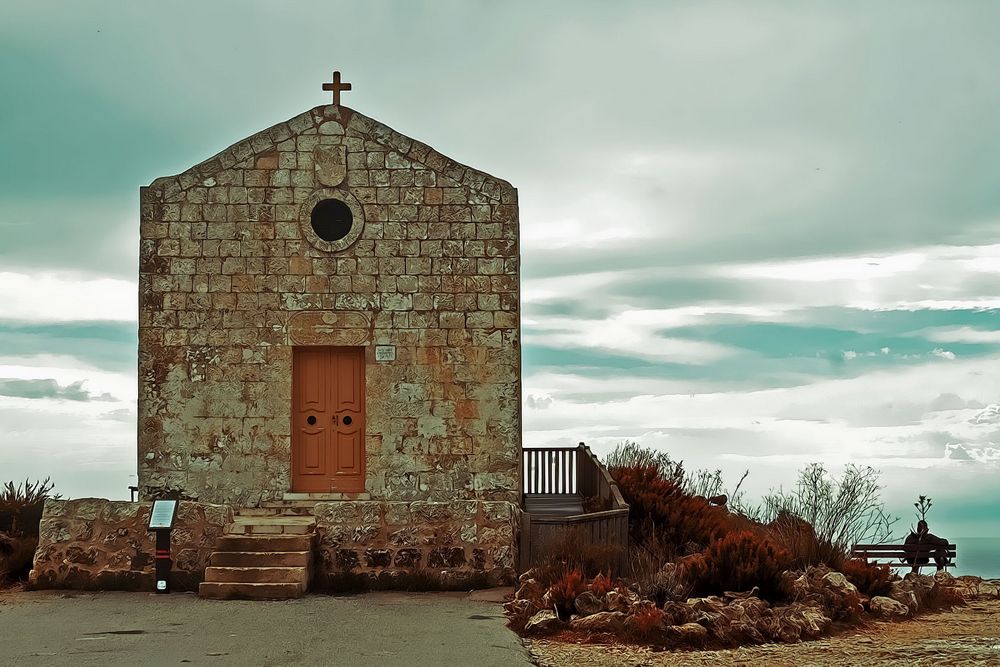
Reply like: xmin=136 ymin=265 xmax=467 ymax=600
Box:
xmin=310 ymin=198 xmax=354 ymax=242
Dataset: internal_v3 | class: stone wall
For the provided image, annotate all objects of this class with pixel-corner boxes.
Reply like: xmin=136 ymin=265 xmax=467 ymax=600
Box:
xmin=313 ymin=500 xmax=518 ymax=588
xmin=29 ymin=499 xmax=232 ymax=591
xmin=138 ymin=104 xmax=521 ymax=507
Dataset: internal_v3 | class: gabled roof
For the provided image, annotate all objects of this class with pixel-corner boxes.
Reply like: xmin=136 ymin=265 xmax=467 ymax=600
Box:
xmin=145 ymin=105 xmax=515 ymax=203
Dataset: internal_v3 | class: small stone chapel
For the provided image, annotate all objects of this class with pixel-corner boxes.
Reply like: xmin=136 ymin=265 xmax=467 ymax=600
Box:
xmin=30 ymin=73 xmax=522 ymax=596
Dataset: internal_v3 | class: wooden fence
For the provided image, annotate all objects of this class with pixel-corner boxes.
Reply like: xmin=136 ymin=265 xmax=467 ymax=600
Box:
xmin=519 ymin=443 xmax=630 ymax=572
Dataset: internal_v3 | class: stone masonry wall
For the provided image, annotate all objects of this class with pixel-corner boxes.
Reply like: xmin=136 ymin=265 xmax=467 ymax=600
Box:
xmin=138 ymin=104 xmax=520 ymax=507
xmin=313 ymin=499 xmax=518 ymax=588
xmin=29 ymin=499 xmax=233 ymax=591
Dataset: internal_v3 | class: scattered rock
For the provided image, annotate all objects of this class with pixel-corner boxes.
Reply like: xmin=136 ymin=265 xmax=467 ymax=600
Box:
xmin=515 ymin=578 xmax=545 ymax=604
xmin=524 ymin=610 xmax=564 ymax=635
xmin=568 ymin=611 xmax=626 ymax=634
xmin=605 ymin=588 xmax=639 ymax=613
xmin=662 ymin=622 xmax=709 ymax=647
xmin=574 ymin=590 xmax=604 ymax=616
xmin=870 ymin=595 xmax=910 ymax=619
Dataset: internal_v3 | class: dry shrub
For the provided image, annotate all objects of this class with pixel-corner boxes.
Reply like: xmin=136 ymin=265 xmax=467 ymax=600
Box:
xmin=606 ymin=441 xmax=752 ymax=512
xmin=611 ymin=464 xmax=733 ymax=556
xmin=534 ymin=527 xmax=624 ymax=585
xmin=839 ymin=558 xmax=893 ymax=597
xmin=758 ymin=464 xmax=895 ymax=564
xmin=548 ymin=568 xmax=586 ymax=618
xmin=0 ymin=478 xmax=58 ymax=537
xmin=930 ymin=584 xmax=966 ymax=609
xmin=767 ymin=511 xmax=845 ymax=570
xmin=685 ymin=530 xmax=793 ymax=601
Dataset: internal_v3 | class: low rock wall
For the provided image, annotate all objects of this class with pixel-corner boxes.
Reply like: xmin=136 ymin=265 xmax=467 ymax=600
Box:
xmin=314 ymin=500 xmax=519 ymax=589
xmin=29 ymin=498 xmax=233 ymax=591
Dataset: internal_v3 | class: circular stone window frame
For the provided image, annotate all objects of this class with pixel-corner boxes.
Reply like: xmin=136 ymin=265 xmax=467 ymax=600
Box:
xmin=299 ymin=188 xmax=365 ymax=253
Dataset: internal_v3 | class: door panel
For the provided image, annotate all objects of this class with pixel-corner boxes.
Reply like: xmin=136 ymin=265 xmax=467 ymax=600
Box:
xmin=292 ymin=347 xmax=365 ymax=493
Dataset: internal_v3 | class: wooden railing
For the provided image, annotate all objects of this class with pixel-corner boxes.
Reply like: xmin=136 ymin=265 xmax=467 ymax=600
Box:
xmin=519 ymin=443 xmax=630 ymax=572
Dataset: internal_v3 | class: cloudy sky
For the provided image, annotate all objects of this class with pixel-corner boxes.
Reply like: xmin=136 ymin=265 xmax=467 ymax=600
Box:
xmin=2 ymin=1 xmax=998 ymax=537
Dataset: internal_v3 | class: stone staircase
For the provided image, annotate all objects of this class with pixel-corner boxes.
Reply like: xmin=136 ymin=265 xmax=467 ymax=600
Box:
xmin=199 ymin=502 xmax=318 ymax=600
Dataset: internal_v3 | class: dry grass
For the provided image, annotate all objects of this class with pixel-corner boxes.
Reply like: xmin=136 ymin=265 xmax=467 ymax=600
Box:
xmin=0 ymin=477 xmax=58 ymax=537
xmin=0 ymin=533 xmax=38 ymax=585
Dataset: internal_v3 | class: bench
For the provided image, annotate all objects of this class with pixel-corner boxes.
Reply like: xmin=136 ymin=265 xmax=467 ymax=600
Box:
xmin=850 ymin=543 xmax=957 ymax=571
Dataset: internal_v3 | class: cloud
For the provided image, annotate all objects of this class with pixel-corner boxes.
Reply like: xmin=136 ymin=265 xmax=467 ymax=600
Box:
xmin=0 ymin=272 xmax=135 ymax=323
xmin=526 ymin=394 xmax=553 ymax=410
xmin=922 ymin=327 xmax=1000 ymax=345
xmin=0 ymin=378 xmax=114 ymax=402
xmin=931 ymin=348 xmax=957 ymax=360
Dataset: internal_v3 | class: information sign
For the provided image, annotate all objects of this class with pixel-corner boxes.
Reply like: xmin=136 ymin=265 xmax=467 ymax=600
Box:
xmin=148 ymin=500 xmax=178 ymax=530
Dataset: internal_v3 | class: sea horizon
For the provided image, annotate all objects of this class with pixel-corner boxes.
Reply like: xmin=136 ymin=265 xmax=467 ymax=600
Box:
xmin=951 ymin=537 xmax=1000 ymax=579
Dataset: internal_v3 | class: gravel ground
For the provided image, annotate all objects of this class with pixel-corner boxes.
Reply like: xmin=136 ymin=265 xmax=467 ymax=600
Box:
xmin=527 ymin=599 xmax=1000 ymax=666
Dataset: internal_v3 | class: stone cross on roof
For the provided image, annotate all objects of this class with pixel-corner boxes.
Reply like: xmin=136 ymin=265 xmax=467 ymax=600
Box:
xmin=322 ymin=71 xmax=352 ymax=106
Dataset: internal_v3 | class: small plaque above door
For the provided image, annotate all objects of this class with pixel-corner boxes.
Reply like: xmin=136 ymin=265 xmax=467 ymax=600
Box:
xmin=375 ymin=345 xmax=396 ymax=362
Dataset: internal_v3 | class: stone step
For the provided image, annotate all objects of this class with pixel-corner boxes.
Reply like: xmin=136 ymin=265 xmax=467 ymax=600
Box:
xmin=261 ymin=500 xmax=321 ymax=510
xmin=215 ymin=534 xmax=314 ymax=553
xmin=210 ymin=551 xmax=312 ymax=567
xmin=282 ymin=492 xmax=371 ymax=501
xmin=198 ymin=582 xmax=306 ymax=601
xmin=205 ymin=566 xmax=308 ymax=584
xmin=237 ymin=506 xmax=314 ymax=517
xmin=233 ymin=516 xmax=316 ymax=526
xmin=227 ymin=524 xmax=313 ymax=535
xmin=228 ymin=515 xmax=316 ymax=535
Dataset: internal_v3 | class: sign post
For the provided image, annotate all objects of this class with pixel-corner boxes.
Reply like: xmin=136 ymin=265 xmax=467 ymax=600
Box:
xmin=147 ymin=500 xmax=178 ymax=594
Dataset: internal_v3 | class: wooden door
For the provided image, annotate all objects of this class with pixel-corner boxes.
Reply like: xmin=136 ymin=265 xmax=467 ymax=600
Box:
xmin=292 ymin=347 xmax=365 ymax=493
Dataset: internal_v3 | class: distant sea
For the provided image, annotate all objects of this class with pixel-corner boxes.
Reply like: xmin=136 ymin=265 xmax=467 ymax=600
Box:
xmin=952 ymin=538 xmax=1000 ymax=579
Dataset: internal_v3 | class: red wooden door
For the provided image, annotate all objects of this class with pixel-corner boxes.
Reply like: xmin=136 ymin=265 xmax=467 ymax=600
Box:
xmin=292 ymin=347 xmax=365 ymax=493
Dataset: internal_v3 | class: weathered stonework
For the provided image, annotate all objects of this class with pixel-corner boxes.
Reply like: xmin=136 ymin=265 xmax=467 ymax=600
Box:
xmin=314 ymin=500 xmax=518 ymax=587
xmin=29 ymin=499 xmax=232 ymax=591
xmin=137 ymin=104 xmax=521 ymax=508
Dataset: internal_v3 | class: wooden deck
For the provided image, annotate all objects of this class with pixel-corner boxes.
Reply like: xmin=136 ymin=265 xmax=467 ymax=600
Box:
xmin=519 ymin=444 xmax=629 ymax=571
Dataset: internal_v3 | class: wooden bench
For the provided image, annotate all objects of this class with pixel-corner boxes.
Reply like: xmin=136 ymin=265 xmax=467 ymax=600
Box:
xmin=850 ymin=543 xmax=957 ymax=571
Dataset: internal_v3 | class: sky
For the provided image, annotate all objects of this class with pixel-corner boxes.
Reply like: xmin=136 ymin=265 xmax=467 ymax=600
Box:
xmin=1 ymin=1 xmax=998 ymax=538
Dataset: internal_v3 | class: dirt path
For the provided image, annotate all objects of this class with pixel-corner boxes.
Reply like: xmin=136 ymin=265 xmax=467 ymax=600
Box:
xmin=0 ymin=588 xmax=531 ymax=667
xmin=528 ymin=600 xmax=1000 ymax=666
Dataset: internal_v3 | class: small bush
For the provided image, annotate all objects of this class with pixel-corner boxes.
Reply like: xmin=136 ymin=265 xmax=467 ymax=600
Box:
xmin=685 ymin=530 xmax=793 ymax=601
xmin=839 ymin=558 xmax=893 ymax=597
xmin=548 ymin=568 xmax=585 ymax=618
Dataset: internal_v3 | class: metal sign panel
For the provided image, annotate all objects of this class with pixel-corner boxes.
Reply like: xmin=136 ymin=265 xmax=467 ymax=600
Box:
xmin=148 ymin=499 xmax=178 ymax=530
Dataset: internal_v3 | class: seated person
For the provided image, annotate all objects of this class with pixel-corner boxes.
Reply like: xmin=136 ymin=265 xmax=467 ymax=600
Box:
xmin=903 ymin=520 xmax=951 ymax=572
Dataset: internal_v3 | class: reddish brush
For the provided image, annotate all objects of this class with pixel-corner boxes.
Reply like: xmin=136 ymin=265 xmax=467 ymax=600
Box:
xmin=589 ymin=572 xmax=614 ymax=597
xmin=549 ymin=568 xmax=586 ymax=617
xmin=626 ymin=605 xmax=666 ymax=642
xmin=840 ymin=558 xmax=893 ymax=597
xmin=686 ymin=530 xmax=793 ymax=601
xmin=611 ymin=464 xmax=734 ymax=554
